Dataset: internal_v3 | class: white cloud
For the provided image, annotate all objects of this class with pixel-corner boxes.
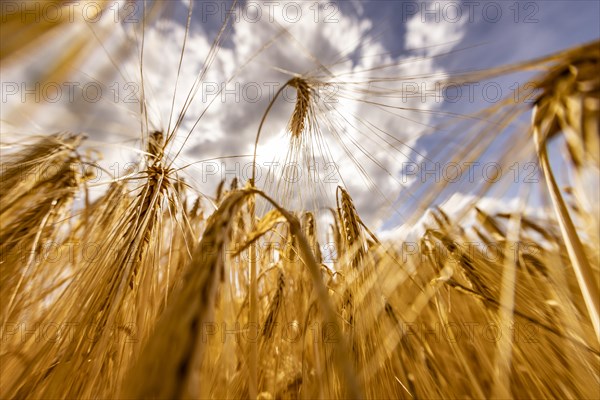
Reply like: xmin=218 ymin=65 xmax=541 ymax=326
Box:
xmin=404 ymin=1 xmax=466 ymax=56
xmin=2 ymin=1 xmax=469 ymax=232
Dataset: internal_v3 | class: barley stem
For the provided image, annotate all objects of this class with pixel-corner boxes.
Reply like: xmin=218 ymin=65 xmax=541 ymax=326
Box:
xmin=534 ymin=111 xmax=600 ymax=341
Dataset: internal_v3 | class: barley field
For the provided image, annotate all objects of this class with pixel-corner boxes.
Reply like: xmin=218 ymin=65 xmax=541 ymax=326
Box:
xmin=1 ymin=1 xmax=599 ymax=399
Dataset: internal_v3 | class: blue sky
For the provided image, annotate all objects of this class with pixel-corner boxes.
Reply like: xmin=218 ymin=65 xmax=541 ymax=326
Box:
xmin=1 ymin=0 xmax=598 ymax=234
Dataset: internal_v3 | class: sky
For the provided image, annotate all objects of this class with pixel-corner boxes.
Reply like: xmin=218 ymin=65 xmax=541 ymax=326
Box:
xmin=1 ymin=0 xmax=599 ymax=235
